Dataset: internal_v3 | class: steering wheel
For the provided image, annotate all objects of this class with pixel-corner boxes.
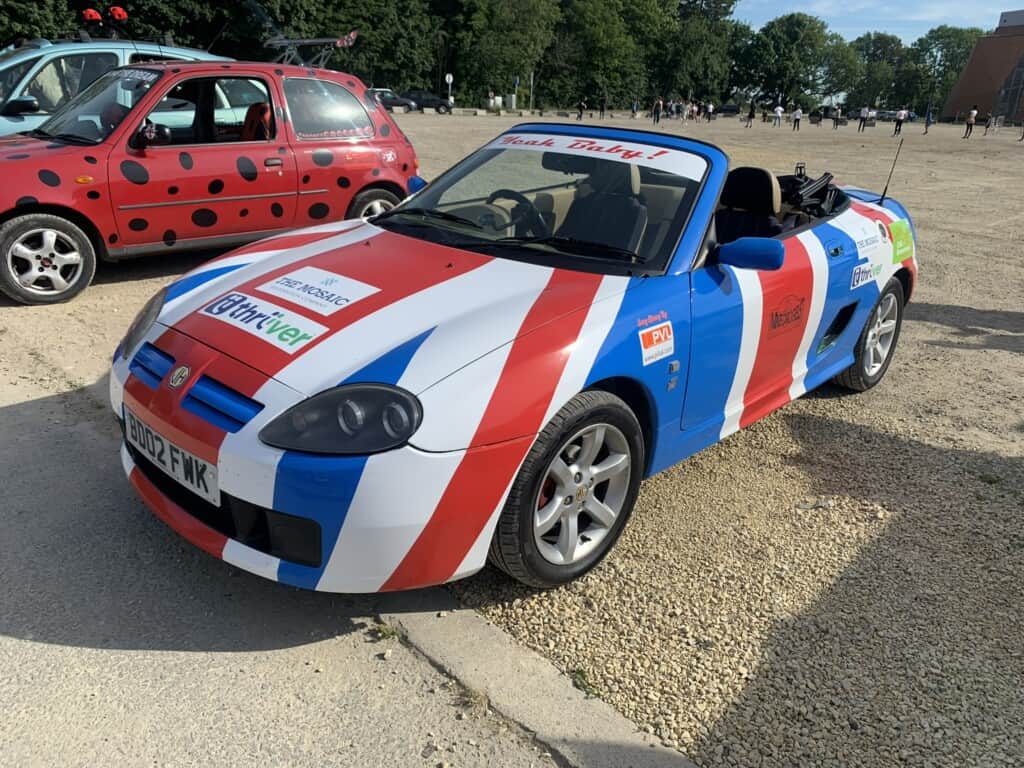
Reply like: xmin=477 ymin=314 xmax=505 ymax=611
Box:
xmin=485 ymin=189 xmax=550 ymax=237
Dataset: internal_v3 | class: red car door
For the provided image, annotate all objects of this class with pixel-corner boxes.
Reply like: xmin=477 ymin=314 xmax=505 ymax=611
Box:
xmin=107 ymin=69 xmax=297 ymax=251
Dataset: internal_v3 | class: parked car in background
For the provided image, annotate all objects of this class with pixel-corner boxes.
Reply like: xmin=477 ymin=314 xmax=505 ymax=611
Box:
xmin=0 ymin=37 xmax=227 ymax=136
xmin=401 ymin=89 xmax=451 ymax=114
xmin=0 ymin=61 xmax=418 ymax=304
xmin=367 ymin=88 xmax=417 ymax=113
xmin=718 ymin=103 xmax=740 ymax=116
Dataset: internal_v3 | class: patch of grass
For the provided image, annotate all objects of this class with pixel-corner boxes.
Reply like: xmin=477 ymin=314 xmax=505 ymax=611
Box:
xmin=569 ymin=668 xmax=600 ymax=698
xmin=455 ymin=686 xmax=489 ymax=714
xmin=370 ymin=622 xmax=401 ymax=642
xmin=976 ymin=472 xmax=1002 ymax=485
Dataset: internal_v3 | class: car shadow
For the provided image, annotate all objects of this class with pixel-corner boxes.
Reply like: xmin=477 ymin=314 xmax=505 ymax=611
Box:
xmin=686 ymin=413 xmax=1024 ymax=766
xmin=93 ymin=248 xmax=220 ymax=285
xmin=906 ymin=301 xmax=1024 ymax=355
xmin=0 ymin=382 xmax=455 ymax=652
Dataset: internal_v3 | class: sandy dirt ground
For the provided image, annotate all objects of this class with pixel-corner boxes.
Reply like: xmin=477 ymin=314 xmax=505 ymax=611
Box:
xmin=1 ymin=113 xmax=1021 ymax=767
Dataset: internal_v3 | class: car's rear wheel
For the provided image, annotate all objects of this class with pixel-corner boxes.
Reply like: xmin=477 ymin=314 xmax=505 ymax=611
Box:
xmin=489 ymin=391 xmax=644 ymax=588
xmin=347 ymin=189 xmax=402 ymax=219
xmin=0 ymin=213 xmax=96 ymax=305
xmin=402 ymin=105 xmax=412 ymax=114
xmin=833 ymin=277 xmax=905 ymax=391
xmin=436 ymin=104 xmax=450 ymax=115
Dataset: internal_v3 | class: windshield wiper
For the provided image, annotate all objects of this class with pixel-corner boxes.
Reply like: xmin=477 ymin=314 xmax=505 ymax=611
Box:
xmin=25 ymin=128 xmax=52 ymax=138
xmin=374 ymin=206 xmax=483 ymax=230
xmin=494 ymin=235 xmax=643 ymax=263
xmin=48 ymin=133 xmax=100 ymax=145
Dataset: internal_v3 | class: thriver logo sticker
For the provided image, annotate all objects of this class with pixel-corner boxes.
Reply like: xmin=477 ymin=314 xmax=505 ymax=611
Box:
xmin=201 ymin=292 xmax=327 ymax=353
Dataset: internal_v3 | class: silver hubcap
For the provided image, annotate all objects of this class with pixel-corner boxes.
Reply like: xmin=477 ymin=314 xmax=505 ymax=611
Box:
xmin=6 ymin=228 xmax=83 ymax=296
xmin=864 ymin=293 xmax=899 ymax=377
xmin=533 ymin=423 xmax=631 ymax=566
xmin=361 ymin=199 xmax=395 ymax=218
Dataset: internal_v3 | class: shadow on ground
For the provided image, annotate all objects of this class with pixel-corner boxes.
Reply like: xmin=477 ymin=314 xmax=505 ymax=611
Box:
xmin=907 ymin=302 xmax=1024 ymax=355
xmin=686 ymin=413 xmax=1023 ymax=766
xmin=0 ymin=381 xmax=452 ymax=653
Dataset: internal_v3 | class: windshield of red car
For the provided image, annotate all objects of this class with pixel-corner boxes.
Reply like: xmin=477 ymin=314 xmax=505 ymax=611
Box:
xmin=374 ymin=132 xmax=708 ymax=274
xmin=36 ymin=67 xmax=162 ymax=143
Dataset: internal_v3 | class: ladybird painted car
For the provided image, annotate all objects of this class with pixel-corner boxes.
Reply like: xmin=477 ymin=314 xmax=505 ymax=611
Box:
xmin=0 ymin=61 xmax=417 ymax=304
xmin=109 ymin=123 xmax=917 ymax=592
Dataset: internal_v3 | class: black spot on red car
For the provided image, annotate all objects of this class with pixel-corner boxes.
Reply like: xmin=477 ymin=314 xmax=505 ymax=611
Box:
xmin=38 ymin=170 xmax=61 ymax=187
xmin=239 ymin=208 xmax=249 ymax=217
xmin=274 ymin=68 xmax=283 ymax=75
xmin=109 ymin=234 xmax=118 ymax=244
xmin=278 ymin=146 xmax=286 ymax=154
xmin=312 ymin=150 xmax=333 ymax=167
xmin=237 ymin=156 xmax=258 ymax=181
xmin=129 ymin=218 xmax=149 ymax=231
xmin=271 ymin=203 xmax=284 ymax=218
xmin=380 ymin=124 xmax=391 ymax=137
xmin=84 ymin=155 xmax=97 ymax=164
xmin=337 ymin=176 xmax=351 ymax=188
xmin=120 ymin=160 xmax=149 ymax=185
xmin=87 ymin=190 xmax=101 ymax=200
xmin=15 ymin=196 xmax=37 ymax=207
xmin=7 ymin=153 xmax=30 ymax=160
xmin=46 ymin=143 xmax=63 ymax=149
xmin=347 ymin=80 xmax=356 ymax=87
xmin=192 ymin=209 xmax=217 ymax=227
xmin=208 ymin=179 xmax=224 ymax=194
xmin=163 ymin=229 xmax=176 ymax=246
xmin=372 ymin=168 xmax=381 ymax=177
xmin=302 ymin=174 xmax=310 ymax=184
xmin=179 ymin=152 xmax=193 ymax=170
xmin=168 ymin=185 xmax=179 ymax=195
xmin=309 ymin=203 xmax=329 ymax=219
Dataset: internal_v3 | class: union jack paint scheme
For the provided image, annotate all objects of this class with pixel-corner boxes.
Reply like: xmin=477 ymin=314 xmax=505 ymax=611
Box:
xmin=110 ymin=124 xmax=918 ymax=592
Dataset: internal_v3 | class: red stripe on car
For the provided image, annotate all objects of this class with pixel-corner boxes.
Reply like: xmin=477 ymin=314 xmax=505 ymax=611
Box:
xmin=129 ymin=466 xmax=228 ymax=558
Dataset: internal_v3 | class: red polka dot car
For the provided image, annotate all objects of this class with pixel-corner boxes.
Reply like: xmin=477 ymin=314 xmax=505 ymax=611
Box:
xmin=0 ymin=62 xmax=418 ymax=304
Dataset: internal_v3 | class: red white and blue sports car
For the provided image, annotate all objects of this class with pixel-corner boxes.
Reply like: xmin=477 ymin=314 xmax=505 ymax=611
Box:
xmin=110 ymin=124 xmax=918 ymax=592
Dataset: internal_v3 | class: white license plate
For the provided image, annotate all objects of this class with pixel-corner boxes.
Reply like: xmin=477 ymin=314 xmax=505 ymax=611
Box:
xmin=124 ymin=407 xmax=220 ymax=506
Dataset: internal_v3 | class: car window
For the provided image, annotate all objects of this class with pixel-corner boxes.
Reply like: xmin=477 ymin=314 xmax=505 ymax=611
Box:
xmin=146 ymin=76 xmax=274 ymax=144
xmin=0 ymin=56 xmax=40 ymax=103
xmin=37 ymin=68 xmax=162 ymax=143
xmin=284 ymin=78 xmax=373 ymax=139
xmin=129 ymin=54 xmax=185 ymax=64
xmin=23 ymin=53 xmax=119 ymax=113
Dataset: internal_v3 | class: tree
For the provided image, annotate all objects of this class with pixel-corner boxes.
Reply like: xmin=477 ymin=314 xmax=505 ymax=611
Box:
xmin=910 ymin=25 xmax=984 ymax=112
xmin=818 ymin=33 xmax=862 ymax=107
xmin=1 ymin=0 xmax=75 ymax=42
xmin=846 ymin=32 xmax=904 ymax=107
xmin=754 ymin=13 xmax=829 ymax=106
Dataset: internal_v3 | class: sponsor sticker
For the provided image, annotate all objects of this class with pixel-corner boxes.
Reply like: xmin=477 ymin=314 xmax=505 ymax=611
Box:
xmin=850 ymin=262 xmax=882 ymax=289
xmin=257 ymin=267 xmax=380 ymax=316
xmin=889 ymin=219 xmax=914 ymax=264
xmin=639 ymin=321 xmax=674 ymax=366
xmin=768 ymin=295 xmax=806 ymax=334
xmin=200 ymin=292 xmax=327 ymax=353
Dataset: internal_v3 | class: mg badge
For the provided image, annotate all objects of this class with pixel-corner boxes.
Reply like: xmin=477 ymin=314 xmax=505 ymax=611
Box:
xmin=575 ymin=486 xmax=588 ymax=503
xmin=168 ymin=365 xmax=191 ymax=389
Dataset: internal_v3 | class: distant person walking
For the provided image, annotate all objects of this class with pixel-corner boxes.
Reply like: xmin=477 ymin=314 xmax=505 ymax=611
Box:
xmin=893 ymin=106 xmax=907 ymax=135
xmin=746 ymin=102 xmax=755 ymax=127
xmin=773 ymin=104 xmax=783 ymax=127
xmin=791 ymin=105 xmax=802 ymax=131
xmin=576 ymin=97 xmax=586 ymax=121
xmin=963 ymin=105 xmax=978 ymax=138
xmin=631 ymin=97 xmax=639 ymax=119
xmin=858 ymin=105 xmax=870 ymax=132
xmin=983 ymin=111 xmax=994 ymax=135
xmin=832 ymin=109 xmax=841 ymax=129
xmin=706 ymin=102 xmax=714 ymax=122
xmin=652 ymin=98 xmax=662 ymax=125
xmin=924 ymin=108 xmax=934 ymax=134
xmin=599 ymin=96 xmax=607 ymax=120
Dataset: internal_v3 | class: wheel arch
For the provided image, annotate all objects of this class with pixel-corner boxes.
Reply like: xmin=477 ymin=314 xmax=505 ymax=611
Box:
xmin=893 ymin=266 xmax=913 ymax=304
xmin=1 ymin=203 xmax=109 ymax=261
xmin=585 ymin=376 xmax=657 ymax=475
xmin=345 ymin=180 xmax=407 ymax=218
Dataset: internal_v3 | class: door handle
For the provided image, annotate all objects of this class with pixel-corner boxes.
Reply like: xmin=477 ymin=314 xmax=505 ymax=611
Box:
xmin=264 ymin=158 xmax=283 ymax=167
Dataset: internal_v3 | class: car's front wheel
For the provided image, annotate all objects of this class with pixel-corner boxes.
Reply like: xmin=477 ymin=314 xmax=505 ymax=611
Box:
xmin=436 ymin=104 xmax=450 ymax=115
xmin=834 ymin=277 xmax=905 ymax=391
xmin=347 ymin=189 xmax=402 ymax=219
xmin=489 ymin=390 xmax=644 ymax=588
xmin=0 ymin=213 xmax=96 ymax=305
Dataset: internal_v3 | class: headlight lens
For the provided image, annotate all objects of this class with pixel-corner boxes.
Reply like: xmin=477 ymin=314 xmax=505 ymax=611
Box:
xmin=120 ymin=287 xmax=167 ymax=360
xmin=259 ymin=384 xmax=423 ymax=455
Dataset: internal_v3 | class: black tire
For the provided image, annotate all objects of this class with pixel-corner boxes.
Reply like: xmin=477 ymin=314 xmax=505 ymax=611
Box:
xmin=436 ymin=104 xmax=450 ymax=115
xmin=402 ymin=104 xmax=413 ymax=114
xmin=346 ymin=188 xmax=402 ymax=219
xmin=833 ymin=277 xmax=905 ymax=392
xmin=0 ymin=213 xmax=96 ymax=305
xmin=488 ymin=390 xmax=645 ymax=588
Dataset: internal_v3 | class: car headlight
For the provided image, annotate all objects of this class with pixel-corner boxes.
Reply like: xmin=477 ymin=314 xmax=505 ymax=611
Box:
xmin=259 ymin=384 xmax=423 ymax=455
xmin=120 ymin=287 xmax=167 ymax=360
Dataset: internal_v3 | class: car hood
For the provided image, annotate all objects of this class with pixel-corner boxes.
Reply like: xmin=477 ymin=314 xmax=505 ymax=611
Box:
xmin=0 ymin=134 xmax=97 ymax=193
xmin=158 ymin=222 xmax=629 ymax=397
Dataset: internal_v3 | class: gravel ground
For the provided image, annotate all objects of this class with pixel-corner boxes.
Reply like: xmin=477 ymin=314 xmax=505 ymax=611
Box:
xmin=1 ymin=114 xmax=1020 ymax=768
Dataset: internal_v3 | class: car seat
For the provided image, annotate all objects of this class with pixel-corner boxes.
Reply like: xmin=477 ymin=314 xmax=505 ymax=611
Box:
xmin=240 ymin=102 xmax=272 ymax=141
xmin=556 ymin=161 xmax=648 ymax=253
xmin=714 ymin=167 xmax=784 ymax=244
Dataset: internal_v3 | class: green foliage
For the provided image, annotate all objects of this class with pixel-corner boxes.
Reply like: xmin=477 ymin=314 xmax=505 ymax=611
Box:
xmin=753 ymin=13 xmax=829 ymax=106
xmin=0 ymin=0 xmax=75 ymax=41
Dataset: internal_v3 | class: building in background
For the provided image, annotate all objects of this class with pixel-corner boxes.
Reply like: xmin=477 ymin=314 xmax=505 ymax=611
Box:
xmin=944 ymin=10 xmax=1024 ymax=121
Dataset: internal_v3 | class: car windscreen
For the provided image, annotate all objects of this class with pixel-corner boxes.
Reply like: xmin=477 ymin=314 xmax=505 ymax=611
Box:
xmin=35 ymin=67 xmax=162 ymax=144
xmin=373 ymin=132 xmax=708 ymax=274
xmin=0 ymin=55 xmax=39 ymax=103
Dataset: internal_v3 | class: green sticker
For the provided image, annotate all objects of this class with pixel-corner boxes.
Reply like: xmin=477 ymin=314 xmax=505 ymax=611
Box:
xmin=890 ymin=219 xmax=914 ymax=264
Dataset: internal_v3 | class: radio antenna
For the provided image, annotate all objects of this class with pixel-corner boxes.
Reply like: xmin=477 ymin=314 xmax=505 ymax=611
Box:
xmin=878 ymin=138 xmax=904 ymax=204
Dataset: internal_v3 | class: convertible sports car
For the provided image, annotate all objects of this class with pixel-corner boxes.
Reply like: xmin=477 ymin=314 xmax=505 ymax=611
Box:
xmin=110 ymin=124 xmax=917 ymax=592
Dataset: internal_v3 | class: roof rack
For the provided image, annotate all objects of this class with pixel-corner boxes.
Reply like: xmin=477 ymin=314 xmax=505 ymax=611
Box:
xmin=264 ymin=32 xmax=358 ymax=68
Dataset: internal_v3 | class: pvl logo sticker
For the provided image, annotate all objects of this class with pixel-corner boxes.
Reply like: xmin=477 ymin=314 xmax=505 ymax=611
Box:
xmin=168 ymin=365 xmax=191 ymax=389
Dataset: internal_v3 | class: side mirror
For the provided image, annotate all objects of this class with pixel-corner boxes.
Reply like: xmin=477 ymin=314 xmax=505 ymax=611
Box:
xmin=1 ymin=96 xmax=40 ymax=117
xmin=129 ymin=122 xmax=171 ymax=150
xmin=407 ymin=175 xmax=427 ymax=194
xmin=716 ymin=237 xmax=785 ymax=271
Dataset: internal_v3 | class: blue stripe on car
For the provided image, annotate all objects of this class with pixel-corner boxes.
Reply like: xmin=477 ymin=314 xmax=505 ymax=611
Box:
xmin=273 ymin=328 xmax=435 ymax=589
xmin=165 ymin=264 xmax=246 ymax=303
